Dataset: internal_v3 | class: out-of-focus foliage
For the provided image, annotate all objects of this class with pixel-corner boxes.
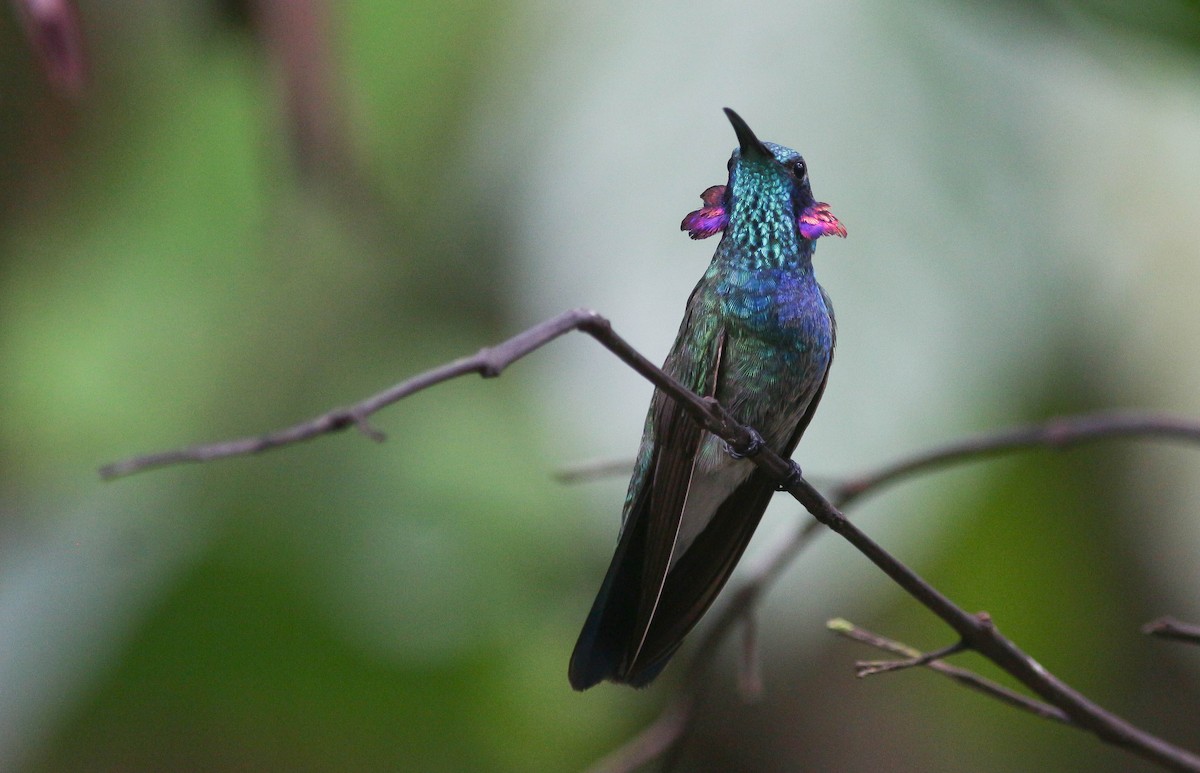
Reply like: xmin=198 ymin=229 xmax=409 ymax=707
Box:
xmin=2 ymin=1 xmax=1199 ymax=772
xmin=1 ymin=2 xmax=628 ymax=770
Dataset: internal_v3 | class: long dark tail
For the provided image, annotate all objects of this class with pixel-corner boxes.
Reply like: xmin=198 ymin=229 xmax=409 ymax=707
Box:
xmin=568 ymin=472 xmax=775 ymax=690
xmin=568 ymin=500 xmax=655 ymax=689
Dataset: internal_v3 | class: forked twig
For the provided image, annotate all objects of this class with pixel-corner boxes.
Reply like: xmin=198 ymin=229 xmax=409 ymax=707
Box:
xmin=98 ymin=309 xmax=1200 ymax=773
xmin=1143 ymin=617 xmax=1200 ymax=645
xmin=827 ymin=619 xmax=1072 ymax=725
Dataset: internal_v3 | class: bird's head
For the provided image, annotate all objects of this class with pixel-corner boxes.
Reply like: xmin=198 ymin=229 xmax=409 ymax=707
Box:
xmin=682 ymin=108 xmax=846 ymax=242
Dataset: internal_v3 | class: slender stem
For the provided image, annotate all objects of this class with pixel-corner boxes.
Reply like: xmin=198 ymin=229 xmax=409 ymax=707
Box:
xmin=96 ymin=309 xmax=1200 ymax=772
xmin=99 ymin=309 xmax=604 ymax=479
xmin=779 ymin=476 xmax=1200 ymax=772
xmin=854 ymin=638 xmax=968 ymax=677
xmin=827 ymin=619 xmax=1072 ymax=725
xmin=583 ymin=696 xmax=693 ymax=773
xmin=1143 ymin=617 xmax=1200 ymax=645
xmin=833 ymin=413 xmax=1200 ymax=508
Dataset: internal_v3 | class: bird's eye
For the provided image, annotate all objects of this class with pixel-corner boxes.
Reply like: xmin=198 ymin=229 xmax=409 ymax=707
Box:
xmin=791 ymin=160 xmax=807 ymax=178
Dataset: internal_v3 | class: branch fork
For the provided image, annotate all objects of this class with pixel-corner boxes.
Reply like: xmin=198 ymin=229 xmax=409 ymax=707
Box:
xmin=99 ymin=309 xmax=1200 ymax=773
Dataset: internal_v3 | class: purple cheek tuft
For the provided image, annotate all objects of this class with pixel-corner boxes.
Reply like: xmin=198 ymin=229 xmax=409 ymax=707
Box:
xmin=798 ymin=202 xmax=847 ymax=240
xmin=681 ymin=207 xmax=728 ymax=239
xmin=698 ymin=185 xmax=725 ymax=206
xmin=681 ymin=185 xmax=729 ymax=239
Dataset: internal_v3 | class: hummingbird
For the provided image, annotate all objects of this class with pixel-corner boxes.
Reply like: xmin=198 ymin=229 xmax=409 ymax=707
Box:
xmin=569 ymin=108 xmax=846 ymax=690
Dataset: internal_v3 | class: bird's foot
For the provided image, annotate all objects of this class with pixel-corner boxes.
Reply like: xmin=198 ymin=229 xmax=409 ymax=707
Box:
xmin=725 ymin=428 xmax=765 ymax=460
xmin=776 ymin=460 xmax=804 ymax=492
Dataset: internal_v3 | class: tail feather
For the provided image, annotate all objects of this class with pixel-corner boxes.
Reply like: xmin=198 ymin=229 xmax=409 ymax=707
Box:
xmin=568 ymin=471 xmax=776 ymax=689
xmin=568 ymin=504 xmax=648 ymax=690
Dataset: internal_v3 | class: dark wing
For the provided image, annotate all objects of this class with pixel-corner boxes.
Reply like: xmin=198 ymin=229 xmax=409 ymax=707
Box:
xmin=621 ymin=318 xmax=835 ymax=684
xmin=568 ymin=322 xmax=725 ymax=690
xmin=620 ymin=466 xmax=777 ymax=684
xmin=633 ymin=331 xmax=726 ymax=642
xmin=570 ymin=288 xmax=834 ymax=688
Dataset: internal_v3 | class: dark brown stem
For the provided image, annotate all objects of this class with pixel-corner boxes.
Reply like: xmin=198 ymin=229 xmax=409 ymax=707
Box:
xmin=853 ymin=638 xmax=968 ymax=677
xmin=100 ymin=309 xmax=606 ymax=479
xmin=553 ymin=458 xmax=634 ymax=484
xmin=832 ymin=413 xmax=1200 ymax=508
xmin=782 ymin=475 xmax=1200 ymax=772
xmin=737 ymin=611 xmax=764 ymax=701
xmin=583 ymin=696 xmax=693 ymax=773
xmin=1143 ymin=617 xmax=1200 ymax=645
xmin=828 ymin=619 xmax=1072 ymax=725
xmin=97 ymin=309 xmax=1200 ymax=772
xmin=13 ymin=0 xmax=87 ymax=95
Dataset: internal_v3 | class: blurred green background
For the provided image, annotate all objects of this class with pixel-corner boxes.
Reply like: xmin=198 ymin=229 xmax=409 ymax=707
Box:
xmin=2 ymin=1 xmax=1200 ymax=771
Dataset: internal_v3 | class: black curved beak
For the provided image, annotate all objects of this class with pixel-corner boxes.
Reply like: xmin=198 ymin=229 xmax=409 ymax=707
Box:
xmin=723 ymin=108 xmax=771 ymax=160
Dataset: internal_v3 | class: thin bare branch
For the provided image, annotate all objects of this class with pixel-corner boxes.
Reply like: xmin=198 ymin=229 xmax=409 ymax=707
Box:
xmin=589 ymin=535 xmax=800 ymax=772
xmin=783 ymin=474 xmax=1200 ymax=771
xmin=553 ymin=458 xmax=634 ymax=484
xmin=737 ymin=611 xmax=764 ymax=702
xmin=101 ymin=308 xmax=763 ymax=481
xmin=853 ymin=638 xmax=968 ymax=678
xmin=13 ymin=0 xmax=86 ymax=95
xmin=601 ymin=408 xmax=1200 ymax=772
xmin=827 ymin=619 xmax=1072 ymax=725
xmin=583 ymin=695 xmax=693 ymax=773
xmin=832 ymin=413 xmax=1200 ymax=508
xmin=1143 ymin=617 xmax=1200 ymax=645
xmin=97 ymin=309 xmax=1200 ymax=772
xmin=101 ymin=309 xmax=606 ymax=479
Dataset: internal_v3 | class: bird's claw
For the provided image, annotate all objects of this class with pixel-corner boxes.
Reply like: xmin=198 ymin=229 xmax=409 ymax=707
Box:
xmin=776 ymin=460 xmax=804 ymax=491
xmin=726 ymin=429 xmax=766 ymax=460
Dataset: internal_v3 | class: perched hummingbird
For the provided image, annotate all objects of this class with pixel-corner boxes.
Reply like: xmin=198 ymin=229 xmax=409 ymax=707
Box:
xmin=569 ymin=109 xmax=846 ymax=690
